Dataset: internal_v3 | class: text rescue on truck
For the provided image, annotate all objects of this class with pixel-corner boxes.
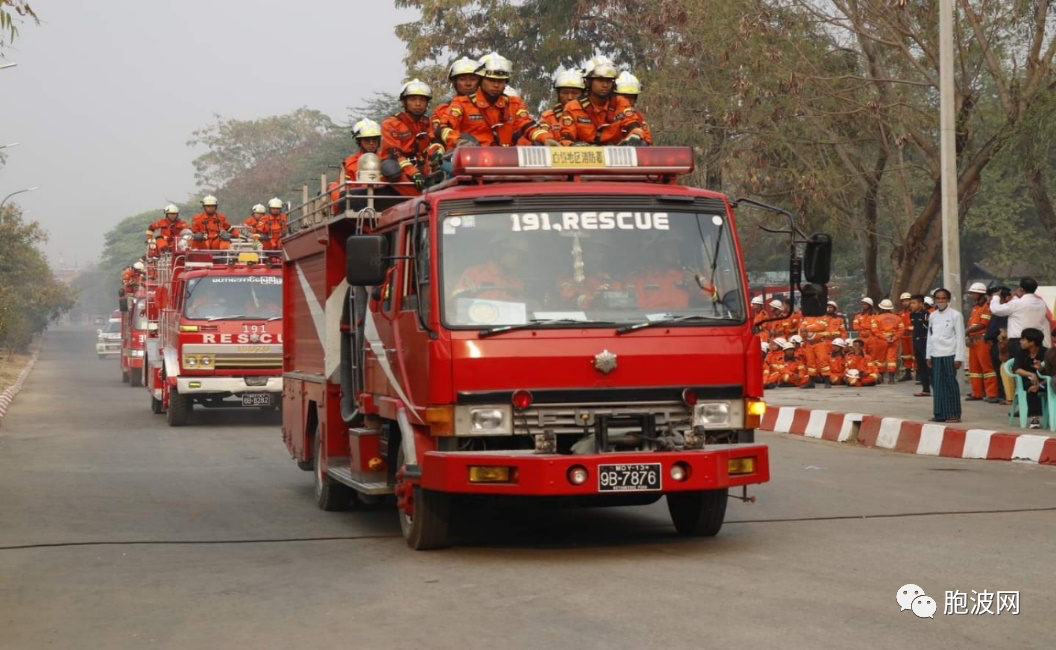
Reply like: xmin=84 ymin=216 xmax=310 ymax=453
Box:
xmin=282 ymin=146 xmax=832 ymax=549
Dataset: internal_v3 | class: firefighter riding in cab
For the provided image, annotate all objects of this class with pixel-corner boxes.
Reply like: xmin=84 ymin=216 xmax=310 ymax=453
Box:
xmin=381 ymin=79 xmax=443 ymax=197
xmin=190 ymin=195 xmax=233 ymax=250
xmin=146 ymin=204 xmax=188 ymax=254
xmin=437 ymin=52 xmax=559 ymax=149
xmin=540 ymin=68 xmax=586 ymax=135
xmin=558 ymin=58 xmax=647 ymax=146
xmin=871 ymin=298 xmax=905 ymax=384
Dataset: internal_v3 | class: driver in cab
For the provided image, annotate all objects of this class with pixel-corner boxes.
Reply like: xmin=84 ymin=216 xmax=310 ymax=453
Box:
xmin=553 ymin=236 xmax=623 ymax=309
xmin=187 ymin=286 xmax=227 ymax=319
xmin=452 ymin=235 xmax=529 ymax=302
xmin=625 ymin=230 xmax=714 ymax=309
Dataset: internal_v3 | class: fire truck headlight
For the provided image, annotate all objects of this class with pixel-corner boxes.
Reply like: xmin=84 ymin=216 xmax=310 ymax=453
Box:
xmin=455 ymin=405 xmax=513 ymax=435
xmin=692 ymin=402 xmax=730 ymax=428
xmin=183 ymin=355 xmax=198 ymax=369
xmin=129 ymin=349 xmax=145 ymax=358
xmin=199 ymin=355 xmax=213 ymax=367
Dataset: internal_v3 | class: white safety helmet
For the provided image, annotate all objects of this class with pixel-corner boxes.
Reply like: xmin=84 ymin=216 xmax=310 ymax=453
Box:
xmin=201 ymin=195 xmax=218 ymax=207
xmin=476 ymin=52 xmax=513 ymax=80
xmin=924 ymin=296 xmax=934 ymax=306
xmin=899 ymin=292 xmax=912 ymax=300
xmin=164 ymin=204 xmax=179 ymax=215
xmin=781 ymin=341 xmax=796 ymax=351
xmin=615 ymin=70 xmax=642 ymax=95
xmin=585 ymin=60 xmax=619 ymax=80
xmin=761 ymin=341 xmax=770 ymax=352
xmin=790 ymin=334 xmax=804 ymax=345
xmin=967 ymin=282 xmax=988 ymax=294
xmin=769 ymin=299 xmax=783 ymax=309
xmin=554 ymin=68 xmax=586 ymax=90
xmin=449 ymin=56 xmax=479 ymax=79
xmin=751 ymin=295 xmax=764 ymax=306
xmin=133 ymin=261 xmax=145 ymax=271
xmin=832 ymin=338 xmax=846 ymax=348
xmin=399 ymin=78 xmax=433 ymax=100
xmin=846 ymin=369 xmax=861 ymax=379
xmin=582 ymin=55 xmax=616 ymax=77
xmin=252 ymin=204 xmax=265 ymax=214
xmin=504 ymin=86 xmax=521 ymax=98
xmin=860 ymin=297 xmax=874 ymax=307
xmin=352 ymin=118 xmax=382 ymax=139
xmin=827 ymin=300 xmax=838 ymax=308
xmin=878 ymin=299 xmax=894 ymax=311
xmin=267 ymin=198 xmax=283 ymax=209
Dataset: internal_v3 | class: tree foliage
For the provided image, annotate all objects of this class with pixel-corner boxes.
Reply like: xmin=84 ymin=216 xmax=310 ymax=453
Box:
xmin=0 ymin=205 xmax=75 ymax=351
xmin=0 ymin=0 xmax=37 ymax=50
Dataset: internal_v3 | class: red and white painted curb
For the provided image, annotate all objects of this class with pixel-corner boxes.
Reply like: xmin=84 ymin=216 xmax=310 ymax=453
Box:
xmin=0 ymin=344 xmax=42 ymax=426
xmin=760 ymin=405 xmax=1056 ymax=466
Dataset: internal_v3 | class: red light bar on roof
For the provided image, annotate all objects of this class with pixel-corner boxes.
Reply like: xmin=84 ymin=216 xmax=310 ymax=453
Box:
xmin=450 ymin=146 xmax=695 ymax=176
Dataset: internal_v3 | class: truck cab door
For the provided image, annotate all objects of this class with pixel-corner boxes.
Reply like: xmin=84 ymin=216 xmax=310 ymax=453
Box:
xmin=392 ymin=221 xmax=432 ymax=409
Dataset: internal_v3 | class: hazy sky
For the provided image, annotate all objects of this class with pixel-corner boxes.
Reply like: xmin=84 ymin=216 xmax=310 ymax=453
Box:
xmin=1 ymin=0 xmax=414 ymax=267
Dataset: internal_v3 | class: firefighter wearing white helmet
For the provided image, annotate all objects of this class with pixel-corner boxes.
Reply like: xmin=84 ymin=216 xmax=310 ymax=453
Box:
xmin=897 ymin=291 xmax=916 ymax=382
xmin=380 ymin=79 xmax=441 ymax=196
xmin=248 ymin=198 xmax=287 ymax=251
xmin=539 ymin=68 xmax=586 ymax=134
xmin=851 ymin=296 xmax=878 ymax=359
xmin=146 ymin=204 xmax=189 ymax=254
xmin=343 ymin=118 xmax=383 ymax=186
xmin=615 ymin=71 xmax=653 ymax=144
xmin=430 ymin=56 xmax=482 ymax=145
xmin=871 ymin=298 xmax=905 ymax=383
xmin=190 ymin=195 xmax=233 ymax=250
xmin=558 ymin=57 xmax=648 ymax=146
xmin=965 ymin=281 xmax=998 ymax=401
xmin=437 ymin=52 xmax=558 ymax=149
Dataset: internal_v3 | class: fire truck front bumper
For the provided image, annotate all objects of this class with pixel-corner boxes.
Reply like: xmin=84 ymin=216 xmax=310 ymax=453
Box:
xmin=123 ymin=349 xmax=145 ymax=368
xmin=175 ymin=376 xmax=283 ymax=395
xmin=419 ymin=445 xmax=769 ymax=496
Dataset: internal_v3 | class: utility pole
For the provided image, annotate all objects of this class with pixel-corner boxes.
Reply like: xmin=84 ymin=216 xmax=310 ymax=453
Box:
xmin=939 ymin=0 xmax=961 ymax=312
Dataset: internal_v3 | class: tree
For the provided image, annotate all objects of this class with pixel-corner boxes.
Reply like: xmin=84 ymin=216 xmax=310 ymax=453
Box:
xmin=0 ymin=0 xmax=37 ymax=49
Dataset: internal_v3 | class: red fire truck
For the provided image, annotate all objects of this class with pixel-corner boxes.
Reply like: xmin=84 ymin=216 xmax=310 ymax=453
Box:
xmin=282 ymin=146 xmax=830 ymax=549
xmin=119 ymin=282 xmax=152 ymax=387
xmin=144 ymin=231 xmax=284 ymax=426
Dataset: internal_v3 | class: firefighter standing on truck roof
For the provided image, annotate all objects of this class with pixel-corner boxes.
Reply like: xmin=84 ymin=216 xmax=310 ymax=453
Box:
xmin=380 ymin=79 xmax=443 ymax=197
xmin=614 ymin=71 xmax=653 ymax=144
xmin=558 ymin=59 xmax=647 ymax=147
xmin=540 ymin=69 xmax=586 ymax=135
xmin=437 ymin=52 xmax=559 ymax=149
xmin=343 ymin=119 xmax=383 ymax=180
xmin=191 ymin=195 xmax=233 ymax=250
xmin=146 ymin=204 xmax=188 ymax=254
xmin=246 ymin=198 xmax=287 ymax=251
xmin=431 ymin=56 xmax=481 ymax=141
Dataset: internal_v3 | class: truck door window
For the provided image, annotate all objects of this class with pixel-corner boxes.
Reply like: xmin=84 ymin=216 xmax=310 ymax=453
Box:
xmin=402 ymin=224 xmax=431 ymax=322
xmin=439 ymin=211 xmax=746 ymax=329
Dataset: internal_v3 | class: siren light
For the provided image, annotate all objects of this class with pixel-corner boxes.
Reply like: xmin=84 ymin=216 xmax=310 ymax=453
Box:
xmin=450 ymin=146 xmax=695 ymax=176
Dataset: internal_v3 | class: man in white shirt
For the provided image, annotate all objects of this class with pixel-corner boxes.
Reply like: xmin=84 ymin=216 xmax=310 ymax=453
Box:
xmin=990 ymin=276 xmax=1051 ymax=359
xmin=926 ymin=288 xmax=965 ymax=423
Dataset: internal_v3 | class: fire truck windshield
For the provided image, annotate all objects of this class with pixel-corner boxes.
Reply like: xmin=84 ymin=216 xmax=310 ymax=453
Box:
xmin=440 ymin=211 xmax=745 ymax=329
xmin=183 ymin=275 xmax=283 ymax=321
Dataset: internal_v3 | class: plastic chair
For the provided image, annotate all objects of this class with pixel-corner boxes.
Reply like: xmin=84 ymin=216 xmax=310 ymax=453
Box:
xmin=1046 ymin=372 xmax=1056 ymax=432
xmin=1007 ymin=358 xmax=1049 ymax=429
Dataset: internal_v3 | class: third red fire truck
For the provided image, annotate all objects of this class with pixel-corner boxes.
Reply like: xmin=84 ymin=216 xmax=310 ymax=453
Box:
xmin=282 ymin=146 xmax=831 ymax=549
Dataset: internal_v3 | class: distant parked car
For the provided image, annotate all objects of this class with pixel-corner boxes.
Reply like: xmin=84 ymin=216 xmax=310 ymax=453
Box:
xmin=95 ymin=319 xmax=121 ymax=359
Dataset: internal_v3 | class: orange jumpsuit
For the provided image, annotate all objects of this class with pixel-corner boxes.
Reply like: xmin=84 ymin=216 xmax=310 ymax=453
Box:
xmin=800 ymin=315 xmax=832 ymax=379
xmin=871 ymin=312 xmax=906 ymax=373
xmin=147 ymin=217 xmax=188 ymax=253
xmin=438 ymin=92 xmax=552 ymax=149
xmin=845 ymin=353 xmax=880 ymax=386
xmin=557 ymin=95 xmax=646 ymax=146
xmin=852 ymin=311 xmax=878 ymax=357
xmin=626 ymin=267 xmax=690 ymax=309
xmin=967 ymin=302 xmax=998 ymax=398
xmin=245 ymin=213 xmax=287 ymax=250
xmin=539 ymin=105 xmax=563 ymax=135
xmin=900 ymin=310 xmax=915 ymax=374
xmin=753 ymin=310 xmax=771 ymax=341
xmin=430 ymin=102 xmax=452 ymax=141
xmin=780 ymin=356 xmax=811 ymax=387
xmin=381 ymin=112 xmax=436 ymax=197
xmin=554 ymin=274 xmax=623 ymax=309
xmin=828 ymin=352 xmax=847 ymax=385
xmin=190 ymin=212 xmax=232 ymax=250
xmin=452 ymin=261 xmax=525 ymax=301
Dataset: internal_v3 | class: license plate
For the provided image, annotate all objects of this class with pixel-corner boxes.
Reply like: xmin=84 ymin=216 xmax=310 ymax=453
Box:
xmin=242 ymin=393 xmax=271 ymax=406
xmin=598 ymin=463 xmax=662 ymax=492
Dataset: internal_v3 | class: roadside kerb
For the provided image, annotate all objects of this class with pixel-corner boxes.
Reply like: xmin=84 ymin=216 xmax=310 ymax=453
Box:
xmin=0 ymin=341 xmax=43 ymax=427
xmin=759 ymin=405 xmax=1056 ymax=466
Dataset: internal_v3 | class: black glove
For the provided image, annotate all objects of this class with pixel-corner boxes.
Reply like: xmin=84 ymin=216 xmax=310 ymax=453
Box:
xmin=429 ymin=150 xmax=443 ymax=171
xmin=412 ymin=173 xmax=427 ymax=191
xmin=219 ymin=231 xmax=232 ymax=241
xmin=620 ymin=134 xmax=643 ymax=147
xmin=192 ymin=232 xmax=205 ymax=241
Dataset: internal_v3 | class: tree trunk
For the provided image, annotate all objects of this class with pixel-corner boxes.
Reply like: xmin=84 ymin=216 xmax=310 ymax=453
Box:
xmin=1027 ymin=167 xmax=1056 ymax=240
xmin=861 ymin=147 xmax=887 ymax=300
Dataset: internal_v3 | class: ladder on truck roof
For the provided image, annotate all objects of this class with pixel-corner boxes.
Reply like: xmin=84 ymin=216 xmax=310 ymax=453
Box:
xmin=287 ymin=166 xmax=413 ymax=234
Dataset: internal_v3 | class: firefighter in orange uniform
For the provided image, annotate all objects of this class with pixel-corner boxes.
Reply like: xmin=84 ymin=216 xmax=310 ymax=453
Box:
xmin=437 ymin=53 xmax=558 ymax=149
xmin=614 ymin=71 xmax=653 ymax=144
xmin=845 ymin=339 xmax=880 ymax=386
xmin=625 ymin=231 xmax=709 ymax=310
xmin=246 ymin=198 xmax=287 ymax=251
xmin=146 ymin=204 xmax=188 ymax=254
xmin=828 ymin=338 xmax=848 ymax=385
xmin=778 ymin=342 xmax=811 ymax=387
xmin=381 ymin=79 xmax=441 ymax=197
xmin=763 ymin=340 xmax=788 ymax=389
xmin=343 ymin=119 xmax=383 ymax=181
xmin=800 ymin=312 xmax=832 ymax=387
xmin=558 ymin=59 xmax=647 ymax=146
xmin=826 ymin=300 xmax=848 ymax=339
xmin=431 ymin=56 xmax=481 ymax=141
xmin=965 ymin=282 xmax=999 ymax=401
xmin=553 ymin=237 xmax=623 ymax=309
xmin=897 ymin=292 xmax=916 ymax=381
xmin=871 ymin=298 xmax=905 ymax=383
xmin=452 ymin=237 xmax=529 ymax=302
xmin=540 ymin=69 xmax=586 ymax=135
xmin=190 ymin=195 xmax=233 ymax=250
xmin=852 ymin=297 xmax=877 ymax=358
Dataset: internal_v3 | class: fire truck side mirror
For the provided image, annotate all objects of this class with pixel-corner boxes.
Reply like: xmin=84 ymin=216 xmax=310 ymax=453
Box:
xmin=803 ymin=233 xmax=832 ymax=284
xmin=346 ymin=235 xmax=389 ymax=286
xmin=119 ymin=297 xmax=128 ymax=313
xmin=800 ymin=283 xmax=828 ymax=317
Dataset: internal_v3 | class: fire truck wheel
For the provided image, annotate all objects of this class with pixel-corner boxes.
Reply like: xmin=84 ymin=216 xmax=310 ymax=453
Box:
xmin=396 ymin=444 xmax=450 ymax=550
xmin=314 ymin=434 xmax=353 ymax=511
xmin=122 ymin=369 xmax=129 ymax=383
xmin=129 ymin=368 xmax=143 ymax=387
xmin=151 ymin=394 xmax=164 ymax=414
xmin=166 ymin=387 xmax=190 ymax=427
xmin=666 ymin=488 xmax=728 ymax=537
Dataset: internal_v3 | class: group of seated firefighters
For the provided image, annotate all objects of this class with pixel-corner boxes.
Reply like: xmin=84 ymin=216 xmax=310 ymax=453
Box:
xmin=145 ymin=196 xmax=288 ymax=254
xmin=336 ymin=52 xmax=651 ymax=202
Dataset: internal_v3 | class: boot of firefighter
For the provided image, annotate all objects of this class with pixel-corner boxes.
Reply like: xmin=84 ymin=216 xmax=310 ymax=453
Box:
xmin=898 ymin=370 xmax=913 ymax=382
xmin=887 ymin=372 xmax=896 ymax=385
xmin=824 ymin=376 xmax=832 ymax=389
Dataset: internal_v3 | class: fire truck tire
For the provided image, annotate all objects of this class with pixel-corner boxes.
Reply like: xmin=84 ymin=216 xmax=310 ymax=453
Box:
xmin=166 ymin=387 xmax=190 ymax=427
xmin=122 ymin=369 xmax=129 ymax=383
xmin=129 ymin=368 xmax=143 ymax=387
xmin=151 ymin=393 xmax=164 ymax=414
xmin=314 ymin=434 xmax=353 ymax=511
xmin=397 ymin=444 xmax=450 ymax=550
xmin=666 ymin=488 xmax=728 ymax=537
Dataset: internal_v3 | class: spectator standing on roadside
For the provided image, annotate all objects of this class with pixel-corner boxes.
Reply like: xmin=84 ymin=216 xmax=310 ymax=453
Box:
xmin=985 ymin=286 xmax=1011 ymax=403
xmin=990 ymin=277 xmax=1051 ymax=360
xmin=926 ymin=288 xmax=965 ymax=423
xmin=910 ymin=294 xmax=931 ymax=397
xmin=1012 ymin=327 xmax=1048 ymax=429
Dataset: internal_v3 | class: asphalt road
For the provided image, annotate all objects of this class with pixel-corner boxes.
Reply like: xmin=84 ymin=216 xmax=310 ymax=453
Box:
xmin=1 ymin=328 xmax=1053 ymax=649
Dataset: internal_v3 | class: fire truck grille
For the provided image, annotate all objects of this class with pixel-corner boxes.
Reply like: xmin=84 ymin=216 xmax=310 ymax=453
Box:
xmin=212 ymin=355 xmax=282 ymax=370
xmin=512 ymin=402 xmax=691 ymax=436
